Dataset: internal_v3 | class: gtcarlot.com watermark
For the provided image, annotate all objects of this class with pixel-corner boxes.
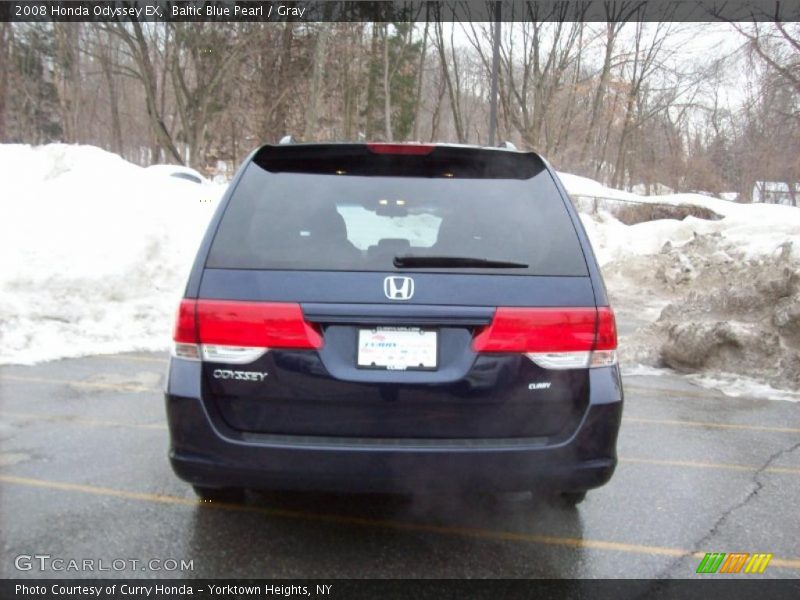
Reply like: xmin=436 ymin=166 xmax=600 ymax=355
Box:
xmin=15 ymin=554 xmax=194 ymax=573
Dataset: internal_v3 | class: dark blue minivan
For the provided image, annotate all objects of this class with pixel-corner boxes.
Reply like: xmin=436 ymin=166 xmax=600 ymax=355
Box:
xmin=165 ymin=142 xmax=622 ymax=506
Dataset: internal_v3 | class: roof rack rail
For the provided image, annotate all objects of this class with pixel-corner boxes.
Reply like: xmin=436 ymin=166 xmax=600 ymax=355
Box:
xmin=278 ymin=135 xmax=294 ymax=145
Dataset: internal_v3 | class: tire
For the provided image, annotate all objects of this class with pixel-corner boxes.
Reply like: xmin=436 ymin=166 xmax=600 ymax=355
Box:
xmin=192 ymin=485 xmax=245 ymax=504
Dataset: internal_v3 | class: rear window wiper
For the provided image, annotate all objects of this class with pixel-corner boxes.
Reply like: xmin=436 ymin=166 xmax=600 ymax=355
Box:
xmin=393 ymin=255 xmax=529 ymax=269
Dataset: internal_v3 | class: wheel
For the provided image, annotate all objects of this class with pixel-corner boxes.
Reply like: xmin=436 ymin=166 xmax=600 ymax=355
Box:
xmin=556 ymin=491 xmax=587 ymax=507
xmin=192 ymin=485 xmax=245 ymax=504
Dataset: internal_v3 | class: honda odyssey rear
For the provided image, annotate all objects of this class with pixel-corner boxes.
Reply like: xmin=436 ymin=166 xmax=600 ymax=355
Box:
xmin=165 ymin=142 xmax=623 ymax=505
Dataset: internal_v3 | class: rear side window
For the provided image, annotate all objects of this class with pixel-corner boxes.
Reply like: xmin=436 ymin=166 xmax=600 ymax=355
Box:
xmin=206 ymin=148 xmax=588 ymax=276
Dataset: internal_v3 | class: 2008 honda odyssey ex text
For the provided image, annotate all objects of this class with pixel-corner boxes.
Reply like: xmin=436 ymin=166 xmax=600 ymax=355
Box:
xmin=165 ymin=142 xmax=622 ymax=506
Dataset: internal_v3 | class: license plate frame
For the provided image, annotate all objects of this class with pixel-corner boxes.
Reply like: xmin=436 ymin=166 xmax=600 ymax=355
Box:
xmin=356 ymin=327 xmax=438 ymax=371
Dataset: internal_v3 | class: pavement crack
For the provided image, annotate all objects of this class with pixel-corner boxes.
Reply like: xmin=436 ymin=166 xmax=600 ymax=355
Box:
xmin=688 ymin=439 xmax=800 ymax=553
xmin=641 ymin=438 xmax=800 ymax=592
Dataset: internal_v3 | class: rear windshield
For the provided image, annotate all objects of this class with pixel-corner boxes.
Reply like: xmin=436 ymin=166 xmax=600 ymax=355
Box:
xmin=206 ymin=148 xmax=588 ymax=276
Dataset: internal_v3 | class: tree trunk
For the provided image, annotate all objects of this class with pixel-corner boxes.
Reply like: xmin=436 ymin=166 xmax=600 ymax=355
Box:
xmin=434 ymin=20 xmax=464 ymax=142
xmin=121 ymin=21 xmax=183 ymax=163
xmin=53 ymin=23 xmax=82 ymax=143
xmin=382 ymin=24 xmax=393 ymax=141
xmin=429 ymin=73 xmax=446 ymax=142
xmin=364 ymin=25 xmax=381 ymax=139
xmin=342 ymin=24 xmax=358 ymax=140
xmin=612 ymin=91 xmax=636 ymax=189
xmin=0 ymin=23 xmax=10 ymax=142
xmin=579 ymin=24 xmax=617 ymax=167
xmin=411 ymin=20 xmax=429 ymax=141
xmin=266 ymin=23 xmax=295 ymax=141
xmin=594 ymin=90 xmax=620 ymax=181
xmin=305 ymin=25 xmax=330 ymax=140
xmin=786 ymin=181 xmax=798 ymax=206
xmin=99 ymin=37 xmax=123 ymax=156
xmin=553 ymin=24 xmax=583 ymax=160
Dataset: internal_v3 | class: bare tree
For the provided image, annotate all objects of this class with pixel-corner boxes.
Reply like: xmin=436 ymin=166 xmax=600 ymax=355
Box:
xmin=611 ymin=21 xmax=676 ymax=188
xmin=304 ymin=24 xmax=330 ymax=140
xmin=578 ymin=21 xmax=627 ymax=166
xmin=0 ymin=23 xmax=10 ymax=141
xmin=1 ymin=18 xmax=794 ymax=198
xmin=731 ymin=21 xmax=800 ymax=99
xmin=433 ymin=16 xmax=465 ymax=142
xmin=102 ymin=21 xmax=182 ymax=162
xmin=52 ymin=23 xmax=82 ymax=143
xmin=96 ymin=30 xmax=124 ymax=155
xmin=411 ymin=20 xmax=430 ymax=140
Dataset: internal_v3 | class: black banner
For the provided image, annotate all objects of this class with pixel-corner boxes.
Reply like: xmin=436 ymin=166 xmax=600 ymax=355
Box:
xmin=1 ymin=0 xmax=798 ymax=23
xmin=2 ymin=579 xmax=800 ymax=600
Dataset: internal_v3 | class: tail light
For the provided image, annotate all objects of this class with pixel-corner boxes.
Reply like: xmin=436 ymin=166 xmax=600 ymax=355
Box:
xmin=367 ymin=143 xmax=435 ymax=155
xmin=472 ymin=307 xmax=617 ymax=369
xmin=172 ymin=299 xmax=200 ymax=360
xmin=172 ymin=299 xmax=322 ymax=363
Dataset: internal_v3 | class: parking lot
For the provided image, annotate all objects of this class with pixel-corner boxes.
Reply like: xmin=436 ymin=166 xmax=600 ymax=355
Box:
xmin=1 ymin=351 xmax=798 ymax=579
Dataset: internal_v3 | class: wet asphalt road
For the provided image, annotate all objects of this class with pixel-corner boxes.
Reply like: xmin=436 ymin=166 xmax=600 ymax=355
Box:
xmin=0 ymin=351 xmax=798 ymax=579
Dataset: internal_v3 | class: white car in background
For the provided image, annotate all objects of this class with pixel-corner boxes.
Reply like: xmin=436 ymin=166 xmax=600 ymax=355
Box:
xmin=146 ymin=164 xmax=210 ymax=185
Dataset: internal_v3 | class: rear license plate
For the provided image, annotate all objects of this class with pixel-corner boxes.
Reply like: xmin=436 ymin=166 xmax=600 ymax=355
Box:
xmin=357 ymin=327 xmax=438 ymax=371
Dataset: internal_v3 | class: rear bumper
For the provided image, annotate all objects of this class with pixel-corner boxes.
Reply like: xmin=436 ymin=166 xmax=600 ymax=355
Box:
xmin=165 ymin=361 xmax=623 ymax=494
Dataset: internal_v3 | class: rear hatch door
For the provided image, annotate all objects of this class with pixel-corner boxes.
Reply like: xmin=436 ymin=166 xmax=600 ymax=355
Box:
xmin=195 ymin=144 xmax=600 ymax=439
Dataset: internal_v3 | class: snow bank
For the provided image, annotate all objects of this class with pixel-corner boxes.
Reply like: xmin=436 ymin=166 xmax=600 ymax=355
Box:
xmin=579 ymin=207 xmax=800 ymax=401
xmin=580 ymin=209 xmax=800 ymax=266
xmin=559 ymin=170 xmax=800 ymax=221
xmin=560 ymin=170 xmax=800 ymax=400
xmin=0 ymin=144 xmax=224 ymax=364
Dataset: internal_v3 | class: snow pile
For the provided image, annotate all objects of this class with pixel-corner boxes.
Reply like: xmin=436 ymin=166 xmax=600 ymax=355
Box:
xmin=560 ymin=171 xmax=738 ymax=217
xmin=0 ymin=144 xmax=225 ymax=364
xmin=614 ymin=232 xmax=798 ymax=387
xmin=561 ymin=171 xmax=800 ymax=399
xmin=578 ymin=207 xmax=800 ymax=399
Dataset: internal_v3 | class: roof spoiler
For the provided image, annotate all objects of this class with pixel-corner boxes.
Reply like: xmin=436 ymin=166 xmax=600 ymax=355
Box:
xmin=251 ymin=143 xmax=544 ymax=180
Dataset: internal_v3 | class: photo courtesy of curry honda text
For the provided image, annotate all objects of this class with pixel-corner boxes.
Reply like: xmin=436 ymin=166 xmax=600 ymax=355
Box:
xmin=165 ymin=142 xmax=622 ymax=506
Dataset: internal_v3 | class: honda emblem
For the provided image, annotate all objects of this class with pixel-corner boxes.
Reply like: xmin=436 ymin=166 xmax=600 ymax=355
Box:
xmin=384 ymin=276 xmax=415 ymax=300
